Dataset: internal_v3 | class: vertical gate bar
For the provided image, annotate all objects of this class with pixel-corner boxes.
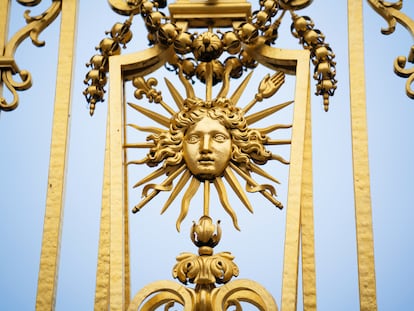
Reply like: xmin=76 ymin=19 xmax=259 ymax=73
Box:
xmin=347 ymin=1 xmax=378 ymax=310
xmin=94 ymin=119 xmax=111 ymax=310
xmin=123 ymin=85 xmax=131 ymax=307
xmin=0 ymin=0 xmax=11 ymax=96
xmin=281 ymin=50 xmax=310 ymax=311
xmin=301 ymin=82 xmax=317 ymax=310
xmin=0 ymin=0 xmax=10 ymax=51
xmin=35 ymin=1 xmax=78 ymax=310
xmin=108 ymin=56 xmax=126 ymax=311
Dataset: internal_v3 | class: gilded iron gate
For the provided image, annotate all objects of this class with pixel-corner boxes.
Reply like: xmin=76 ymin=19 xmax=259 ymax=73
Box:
xmin=1 ymin=0 xmax=413 ymax=310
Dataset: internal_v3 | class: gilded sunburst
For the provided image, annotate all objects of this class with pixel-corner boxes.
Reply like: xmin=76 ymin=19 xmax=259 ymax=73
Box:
xmin=125 ymin=64 xmax=292 ymax=231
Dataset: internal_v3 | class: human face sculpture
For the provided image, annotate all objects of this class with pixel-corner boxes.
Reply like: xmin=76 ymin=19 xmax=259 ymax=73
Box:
xmin=183 ymin=116 xmax=232 ymax=180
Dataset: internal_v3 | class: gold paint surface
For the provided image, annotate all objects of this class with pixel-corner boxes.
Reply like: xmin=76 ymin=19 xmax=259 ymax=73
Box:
xmin=35 ymin=1 xmax=78 ymax=310
xmin=108 ymin=56 xmax=126 ymax=311
xmin=169 ymin=0 xmax=251 ymax=28
xmin=367 ymin=0 xmax=414 ymax=99
xmin=301 ymin=83 xmax=317 ymax=310
xmin=93 ymin=24 xmax=172 ymax=311
xmin=104 ymin=44 xmax=297 ymax=309
xmin=0 ymin=0 xmax=10 ymax=58
xmin=94 ymin=122 xmax=111 ymax=310
xmin=348 ymin=1 xmax=378 ymax=310
xmin=281 ymin=51 xmax=310 ymax=311
xmin=129 ymin=217 xmax=279 ymax=310
xmin=95 ymin=1 xmax=327 ymax=308
xmin=1 ymin=1 xmax=61 ymax=111
xmin=0 ymin=0 xmax=10 ymax=99
xmin=183 ymin=117 xmax=232 ymax=180
xmin=268 ymin=48 xmax=310 ymax=311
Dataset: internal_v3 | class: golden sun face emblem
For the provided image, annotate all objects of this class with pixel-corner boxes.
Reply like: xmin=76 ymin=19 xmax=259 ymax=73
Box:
xmin=127 ymin=67 xmax=292 ymax=231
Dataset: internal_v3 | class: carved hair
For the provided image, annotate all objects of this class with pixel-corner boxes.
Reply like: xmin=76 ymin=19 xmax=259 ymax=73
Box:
xmin=146 ymin=97 xmax=271 ymax=168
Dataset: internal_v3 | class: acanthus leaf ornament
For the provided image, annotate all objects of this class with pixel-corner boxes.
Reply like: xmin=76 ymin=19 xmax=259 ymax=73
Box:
xmin=129 ymin=216 xmax=278 ymax=310
xmin=0 ymin=0 xmax=61 ymax=111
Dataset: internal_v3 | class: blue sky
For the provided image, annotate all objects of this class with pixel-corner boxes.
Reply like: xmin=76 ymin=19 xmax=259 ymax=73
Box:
xmin=1 ymin=0 xmax=414 ymax=310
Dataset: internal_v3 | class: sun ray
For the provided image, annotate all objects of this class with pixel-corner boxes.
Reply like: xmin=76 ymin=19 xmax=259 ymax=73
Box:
xmin=265 ymin=139 xmax=291 ymax=145
xmin=245 ymin=100 xmax=294 ymax=125
xmin=206 ymin=62 xmax=213 ymax=101
xmin=214 ymin=177 xmax=240 ymax=231
xmin=124 ymin=142 xmax=155 ymax=149
xmin=132 ymin=165 xmax=186 ymax=213
xmin=164 ymin=77 xmax=184 ymax=110
xmin=250 ymin=163 xmax=281 ymax=184
xmin=157 ymin=98 xmax=175 ymax=116
xmin=216 ymin=62 xmax=233 ymax=99
xmin=133 ymin=166 xmax=169 ymax=188
xmin=127 ymin=123 xmax=164 ymax=135
xmin=260 ymin=123 xmax=292 ymax=134
xmin=142 ymin=181 xmax=173 ymax=197
xmin=177 ymin=63 xmax=195 ymax=99
xmin=223 ymin=167 xmax=253 ymax=213
xmin=230 ymin=71 xmax=253 ymax=106
xmin=176 ymin=176 xmax=201 ymax=232
xmin=127 ymin=102 xmax=170 ymax=128
xmin=229 ymin=162 xmax=283 ymax=209
xmin=127 ymin=157 xmax=149 ymax=165
xmin=160 ymin=169 xmax=191 ymax=214
xmin=271 ymin=154 xmax=290 ymax=164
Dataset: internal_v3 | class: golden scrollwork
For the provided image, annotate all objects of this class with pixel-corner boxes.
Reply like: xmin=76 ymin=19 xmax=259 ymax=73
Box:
xmin=394 ymin=51 xmax=414 ymax=98
xmin=16 ymin=0 xmax=41 ymax=7
xmin=174 ymin=217 xmax=239 ymax=286
xmin=212 ymin=279 xmax=279 ymax=310
xmin=367 ymin=0 xmax=414 ymax=99
xmin=128 ymin=216 xmax=278 ymax=310
xmin=0 ymin=0 xmax=61 ymax=111
xmin=127 ymin=280 xmax=194 ymax=311
xmin=92 ymin=1 xmax=320 ymax=309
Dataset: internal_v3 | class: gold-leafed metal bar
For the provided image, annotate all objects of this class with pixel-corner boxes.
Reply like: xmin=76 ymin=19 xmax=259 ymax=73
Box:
xmin=244 ymin=44 xmax=312 ymax=310
xmin=348 ymin=1 xmax=378 ymax=310
xmin=123 ymin=79 xmax=131 ymax=308
xmin=279 ymin=49 xmax=311 ymax=311
xmin=108 ymin=55 xmax=127 ymax=311
xmin=0 ymin=0 xmax=10 ymax=60
xmin=94 ymin=121 xmax=111 ymax=310
xmin=0 ymin=0 xmax=11 ymax=98
xmin=105 ymin=45 xmax=173 ymax=311
xmin=301 ymin=82 xmax=316 ymax=310
xmin=35 ymin=1 xmax=78 ymax=310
